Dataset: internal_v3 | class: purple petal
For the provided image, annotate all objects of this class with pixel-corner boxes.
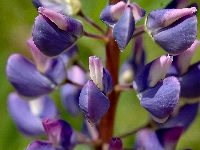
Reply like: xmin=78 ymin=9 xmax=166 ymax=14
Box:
xmin=102 ymin=68 xmax=113 ymax=94
xmin=144 ymin=126 xmax=183 ymax=150
xmin=79 ymin=80 xmax=110 ymax=125
xmin=6 ymin=54 xmax=56 ymax=97
xmin=146 ymin=8 xmax=197 ymax=55
xmin=140 ymin=76 xmax=180 ymax=123
xmin=32 ymin=8 xmax=83 ymax=57
xmin=155 ymin=126 xmax=184 ymax=149
xmin=134 ymin=128 xmax=152 ymax=149
xmin=27 ymin=140 xmax=55 ymax=150
xmin=179 ymin=62 xmax=200 ymax=99
xmin=42 ymin=118 xmax=77 ymax=149
xmin=129 ymin=2 xmax=146 ymax=23
xmin=109 ymin=137 xmax=123 ymax=150
xmin=8 ymin=93 xmax=45 ymax=136
xmin=155 ymin=102 xmax=199 ymax=130
xmin=113 ymin=6 xmax=135 ymax=50
xmin=60 ymin=44 xmax=79 ymax=65
xmin=43 ymin=57 xmax=67 ymax=85
xmin=100 ymin=1 xmax=126 ymax=27
xmin=175 ymin=40 xmax=199 ymax=75
xmin=133 ymin=55 xmax=172 ymax=93
xmin=61 ymin=84 xmax=81 ymax=116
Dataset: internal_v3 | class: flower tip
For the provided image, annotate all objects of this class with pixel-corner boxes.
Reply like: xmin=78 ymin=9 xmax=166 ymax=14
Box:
xmin=151 ymin=114 xmax=169 ymax=123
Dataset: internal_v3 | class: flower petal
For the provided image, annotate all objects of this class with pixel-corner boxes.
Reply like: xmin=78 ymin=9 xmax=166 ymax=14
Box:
xmin=6 ymin=54 xmax=56 ymax=98
xmin=79 ymin=80 xmax=110 ymax=125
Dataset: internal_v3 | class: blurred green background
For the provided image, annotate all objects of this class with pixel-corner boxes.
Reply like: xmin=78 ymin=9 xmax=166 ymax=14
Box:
xmin=0 ymin=0 xmax=200 ymax=149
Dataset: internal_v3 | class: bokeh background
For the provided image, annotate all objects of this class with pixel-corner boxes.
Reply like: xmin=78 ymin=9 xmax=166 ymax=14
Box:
xmin=1 ymin=0 xmax=200 ymax=149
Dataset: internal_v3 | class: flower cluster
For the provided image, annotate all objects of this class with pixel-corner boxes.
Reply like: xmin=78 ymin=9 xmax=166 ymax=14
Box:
xmin=5 ymin=0 xmax=199 ymax=149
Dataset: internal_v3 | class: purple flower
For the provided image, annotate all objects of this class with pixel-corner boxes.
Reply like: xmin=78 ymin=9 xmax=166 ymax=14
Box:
xmin=146 ymin=7 xmax=197 ymax=55
xmin=100 ymin=1 xmax=145 ymax=50
xmin=32 ymin=7 xmax=83 ymax=57
xmin=139 ymin=76 xmax=180 ymax=123
xmin=133 ymin=55 xmax=172 ymax=93
xmin=79 ymin=80 xmax=110 ymax=125
xmin=27 ymin=118 xmax=77 ymax=150
xmin=8 ymin=93 xmax=57 ymax=137
xmin=6 ymin=54 xmax=56 ymax=97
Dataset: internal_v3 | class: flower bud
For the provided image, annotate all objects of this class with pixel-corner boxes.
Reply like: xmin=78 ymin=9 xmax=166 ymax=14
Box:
xmin=100 ymin=1 xmax=145 ymax=50
xmin=139 ymin=76 xmax=180 ymax=123
xmin=32 ymin=7 xmax=83 ymax=57
xmin=133 ymin=55 xmax=172 ymax=93
xmin=145 ymin=7 xmax=197 ymax=55
xmin=79 ymin=80 xmax=110 ymax=125
xmin=109 ymin=137 xmax=123 ymax=150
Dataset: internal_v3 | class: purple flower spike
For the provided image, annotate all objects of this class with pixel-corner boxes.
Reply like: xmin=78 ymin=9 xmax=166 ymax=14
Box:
xmin=8 ymin=93 xmax=57 ymax=137
xmin=6 ymin=54 xmax=56 ymax=98
xmin=156 ymin=102 xmax=199 ymax=130
xmin=42 ymin=118 xmax=77 ymax=150
xmin=139 ymin=76 xmax=180 ymax=123
xmin=179 ymin=62 xmax=200 ymax=99
xmin=32 ymin=0 xmax=82 ymax=16
xmin=109 ymin=137 xmax=123 ymax=150
xmin=146 ymin=7 xmax=197 ymax=55
xmin=133 ymin=55 xmax=172 ymax=93
xmin=79 ymin=80 xmax=110 ymax=125
xmin=143 ymin=126 xmax=184 ymax=150
xmin=32 ymin=7 xmax=83 ymax=57
xmin=113 ymin=6 xmax=135 ymax=50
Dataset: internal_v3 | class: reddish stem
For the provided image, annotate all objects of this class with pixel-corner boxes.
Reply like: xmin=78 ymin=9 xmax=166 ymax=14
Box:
xmin=99 ymin=26 xmax=121 ymax=144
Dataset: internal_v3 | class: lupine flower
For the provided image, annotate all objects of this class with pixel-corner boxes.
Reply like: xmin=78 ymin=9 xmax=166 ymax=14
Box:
xmin=79 ymin=79 xmax=110 ymax=125
xmin=133 ymin=55 xmax=180 ymax=123
xmin=6 ymin=39 xmax=67 ymax=98
xmin=27 ymin=118 xmax=77 ymax=150
xmin=61 ymin=65 xmax=86 ymax=116
xmin=109 ymin=137 xmax=123 ymax=150
xmin=135 ymin=126 xmax=184 ymax=150
xmin=6 ymin=54 xmax=56 ymax=98
xmin=100 ymin=1 xmax=145 ymax=50
xmin=8 ymin=93 xmax=57 ymax=137
xmin=32 ymin=0 xmax=82 ymax=16
xmin=79 ymin=56 xmax=113 ymax=125
xmin=32 ymin=7 xmax=83 ymax=57
xmin=119 ymin=35 xmax=145 ymax=84
xmin=145 ymin=7 xmax=198 ymax=55
xmin=28 ymin=38 xmax=67 ymax=85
